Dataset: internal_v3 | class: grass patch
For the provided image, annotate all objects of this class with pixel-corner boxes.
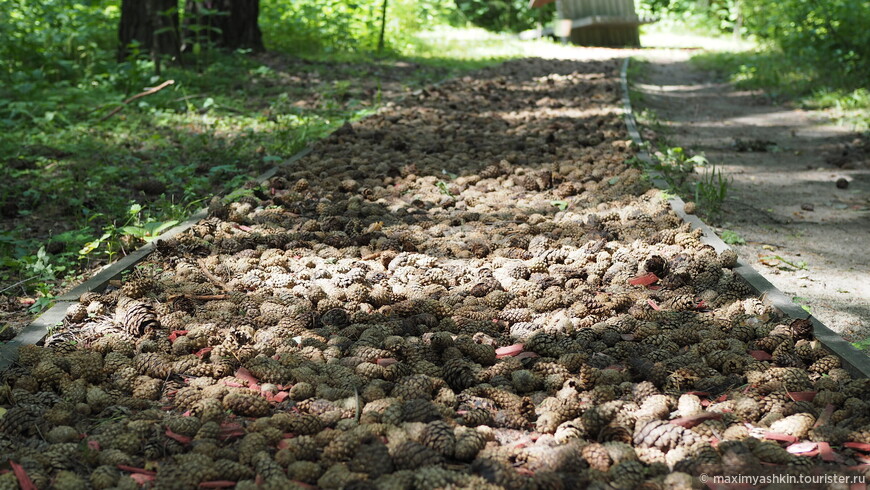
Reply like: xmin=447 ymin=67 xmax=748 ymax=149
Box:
xmin=692 ymin=49 xmax=870 ymax=130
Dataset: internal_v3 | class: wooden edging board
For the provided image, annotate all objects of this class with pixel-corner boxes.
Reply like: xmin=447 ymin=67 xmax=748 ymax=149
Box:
xmin=619 ymin=57 xmax=870 ymax=379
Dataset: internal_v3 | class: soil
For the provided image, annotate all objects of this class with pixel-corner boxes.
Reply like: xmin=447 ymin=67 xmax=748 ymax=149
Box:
xmin=630 ymin=49 xmax=870 ymax=344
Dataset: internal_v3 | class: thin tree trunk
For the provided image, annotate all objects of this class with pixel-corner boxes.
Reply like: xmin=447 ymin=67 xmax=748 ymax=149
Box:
xmin=377 ymin=0 xmax=388 ymax=54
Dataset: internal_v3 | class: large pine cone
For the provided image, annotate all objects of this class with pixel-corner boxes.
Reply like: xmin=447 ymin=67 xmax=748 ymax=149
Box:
xmin=222 ymin=391 xmax=271 ymax=417
xmin=391 ymin=441 xmax=444 ymax=470
xmin=633 ymin=420 xmax=697 ymax=451
xmin=115 ymin=297 xmax=160 ymax=336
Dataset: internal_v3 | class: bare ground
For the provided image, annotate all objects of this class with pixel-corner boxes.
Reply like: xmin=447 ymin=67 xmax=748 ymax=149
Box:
xmin=631 ymin=49 xmax=870 ymax=344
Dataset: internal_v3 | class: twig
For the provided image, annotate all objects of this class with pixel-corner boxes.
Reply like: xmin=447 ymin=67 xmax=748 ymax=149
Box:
xmin=0 ymin=276 xmax=37 ymax=294
xmin=168 ymin=293 xmax=230 ymax=301
xmin=196 ymin=259 xmax=230 ymax=292
xmin=99 ymin=80 xmax=175 ymax=122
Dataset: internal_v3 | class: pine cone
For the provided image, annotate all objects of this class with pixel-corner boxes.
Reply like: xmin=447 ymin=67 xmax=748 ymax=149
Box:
xmin=634 ymin=420 xmax=697 ymax=451
xmin=223 ymin=391 xmax=271 ymax=417
xmin=391 ymin=440 xmax=443 ymax=470
xmin=421 ymin=420 xmax=456 ymax=458
xmin=115 ymin=297 xmax=160 ymax=335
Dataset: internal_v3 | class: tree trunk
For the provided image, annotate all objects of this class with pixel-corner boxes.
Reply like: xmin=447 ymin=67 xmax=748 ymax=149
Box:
xmin=185 ymin=0 xmax=264 ymax=52
xmin=118 ymin=0 xmax=181 ymax=62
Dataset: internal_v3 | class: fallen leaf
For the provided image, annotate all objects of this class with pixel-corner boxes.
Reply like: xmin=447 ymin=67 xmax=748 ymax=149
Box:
xmin=818 ymin=442 xmax=835 ymax=462
xmin=168 ymin=330 xmax=189 ymax=342
xmin=787 ymin=442 xmax=818 ymax=454
xmin=646 ymin=299 xmax=661 ymax=311
xmin=130 ymin=473 xmax=157 ymax=485
xmin=749 ymin=350 xmax=773 ymax=361
xmin=669 ymin=412 xmax=723 ymax=428
xmin=764 ymin=432 xmax=798 ymax=443
xmin=199 ymin=481 xmax=238 ymax=488
xmin=787 ymin=391 xmax=817 ymax=402
xmin=234 ymin=367 xmax=258 ymax=385
xmin=844 ymin=442 xmax=870 ymax=452
xmin=165 ymin=428 xmax=192 ymax=444
xmin=628 ymin=272 xmax=659 ymax=286
xmin=116 ymin=465 xmax=157 ymax=476
xmin=9 ymin=460 xmax=37 ymax=490
xmin=495 ymin=344 xmax=524 ymax=358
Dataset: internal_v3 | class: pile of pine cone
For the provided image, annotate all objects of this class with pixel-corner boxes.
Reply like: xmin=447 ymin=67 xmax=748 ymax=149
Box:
xmin=2 ymin=58 xmax=868 ymax=489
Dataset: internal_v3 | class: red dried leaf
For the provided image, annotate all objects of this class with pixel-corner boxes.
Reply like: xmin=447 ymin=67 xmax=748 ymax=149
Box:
xmin=495 ymin=344 xmax=524 ymax=358
xmin=248 ymin=383 xmax=261 ymax=392
xmin=376 ymin=358 xmax=398 ymax=367
xmin=218 ymin=422 xmax=245 ymax=441
xmin=168 ymin=330 xmax=189 ymax=343
xmin=764 ymin=432 xmax=798 ymax=443
xmin=18 ymin=298 xmax=35 ymax=306
xmin=685 ymin=391 xmax=711 ymax=397
xmin=272 ymin=392 xmax=289 ymax=403
xmin=787 ymin=442 xmax=818 ymax=454
xmin=194 ymin=347 xmax=212 ymax=359
xmin=87 ymin=440 xmax=101 ymax=451
xmin=234 ymin=224 xmax=253 ymax=233
xmin=818 ymin=442 xmax=835 ymax=462
xmin=844 ymin=442 xmax=870 ymax=452
xmin=749 ymin=350 xmax=773 ymax=361
xmin=234 ymin=367 xmax=258 ymax=385
xmin=130 ymin=473 xmax=156 ymax=485
xmin=199 ymin=481 xmax=238 ymax=488
xmin=628 ymin=272 xmax=659 ymax=286
xmin=222 ymin=381 xmax=245 ymax=388
xmin=669 ymin=412 xmax=722 ymax=429
xmin=165 ymin=428 xmax=192 ymax=444
xmin=787 ymin=391 xmax=817 ymax=402
xmin=117 ymin=465 xmax=157 ymax=476
xmin=9 ymin=460 xmax=37 ymax=490
xmin=646 ymin=299 xmax=661 ymax=311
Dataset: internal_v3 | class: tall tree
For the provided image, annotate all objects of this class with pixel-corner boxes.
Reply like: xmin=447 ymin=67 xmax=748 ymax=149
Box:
xmin=118 ymin=0 xmax=181 ymax=62
xmin=185 ymin=0 xmax=264 ymax=52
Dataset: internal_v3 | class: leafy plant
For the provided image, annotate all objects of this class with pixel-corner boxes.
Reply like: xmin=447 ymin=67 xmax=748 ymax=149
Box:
xmin=851 ymin=338 xmax=870 ymax=351
xmin=435 ymin=181 xmax=455 ymax=198
xmin=720 ymin=229 xmax=745 ymax=245
xmin=694 ymin=165 xmax=730 ymax=216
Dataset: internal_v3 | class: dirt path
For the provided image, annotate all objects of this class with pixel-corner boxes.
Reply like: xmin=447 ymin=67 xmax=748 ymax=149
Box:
xmin=631 ymin=49 xmax=870 ymax=344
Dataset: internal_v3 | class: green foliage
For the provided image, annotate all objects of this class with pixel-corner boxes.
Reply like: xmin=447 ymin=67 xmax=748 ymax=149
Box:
xmin=637 ymin=0 xmax=742 ymax=34
xmin=694 ymin=165 xmax=730 ymax=217
xmin=453 ymin=0 xmax=555 ymax=33
xmin=260 ymin=0 xmax=458 ymax=55
xmin=741 ymin=0 xmax=869 ymax=81
xmin=719 ymin=229 xmax=745 ymax=245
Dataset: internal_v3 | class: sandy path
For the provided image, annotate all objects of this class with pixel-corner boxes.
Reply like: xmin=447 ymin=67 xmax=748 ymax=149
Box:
xmin=630 ymin=49 xmax=870 ymax=344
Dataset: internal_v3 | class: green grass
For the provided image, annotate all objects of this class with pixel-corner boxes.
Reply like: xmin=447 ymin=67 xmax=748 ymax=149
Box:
xmin=692 ymin=49 xmax=870 ymax=130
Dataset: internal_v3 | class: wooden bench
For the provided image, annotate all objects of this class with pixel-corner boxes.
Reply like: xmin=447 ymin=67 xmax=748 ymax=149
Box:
xmin=523 ymin=0 xmax=653 ymax=47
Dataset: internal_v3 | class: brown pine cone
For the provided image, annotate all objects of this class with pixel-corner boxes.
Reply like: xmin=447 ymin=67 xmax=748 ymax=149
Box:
xmin=582 ymin=442 xmax=612 ymax=472
xmin=391 ymin=440 xmax=443 ymax=470
xmin=633 ymin=420 xmax=697 ymax=451
xmin=421 ymin=420 xmax=456 ymax=458
xmin=222 ymin=391 xmax=271 ymax=417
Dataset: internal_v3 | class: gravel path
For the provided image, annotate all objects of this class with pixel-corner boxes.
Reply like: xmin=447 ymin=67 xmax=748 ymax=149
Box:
xmin=630 ymin=49 xmax=870 ymax=345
